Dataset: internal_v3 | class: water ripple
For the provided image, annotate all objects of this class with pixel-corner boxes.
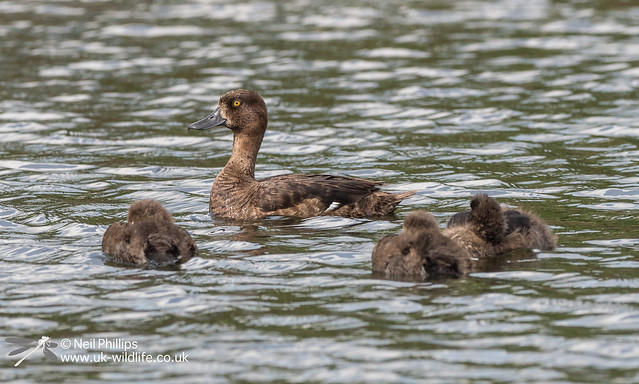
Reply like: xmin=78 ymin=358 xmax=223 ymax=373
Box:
xmin=2 ymin=0 xmax=639 ymax=382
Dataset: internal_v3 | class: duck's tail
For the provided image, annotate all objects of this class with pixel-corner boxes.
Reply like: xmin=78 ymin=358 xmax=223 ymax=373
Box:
xmin=394 ymin=190 xmax=418 ymax=201
xmin=364 ymin=190 xmax=416 ymax=216
xmin=329 ymin=189 xmax=415 ymax=217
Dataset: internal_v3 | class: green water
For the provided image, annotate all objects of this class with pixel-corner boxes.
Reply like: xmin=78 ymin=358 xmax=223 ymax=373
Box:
xmin=1 ymin=0 xmax=639 ymax=383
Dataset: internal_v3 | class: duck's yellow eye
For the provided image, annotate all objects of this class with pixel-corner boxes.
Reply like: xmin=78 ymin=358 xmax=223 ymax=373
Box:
xmin=233 ymin=100 xmax=241 ymax=107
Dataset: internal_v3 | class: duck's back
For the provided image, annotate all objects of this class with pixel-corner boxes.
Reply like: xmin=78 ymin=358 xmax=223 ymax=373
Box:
xmin=504 ymin=209 xmax=557 ymax=251
xmin=211 ymin=173 xmax=414 ymax=219
xmin=443 ymin=226 xmax=496 ymax=259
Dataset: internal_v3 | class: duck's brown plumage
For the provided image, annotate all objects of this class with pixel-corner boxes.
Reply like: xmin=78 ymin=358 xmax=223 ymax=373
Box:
xmin=446 ymin=199 xmax=557 ymax=252
xmin=372 ymin=194 xmax=557 ymax=280
xmin=188 ymin=89 xmax=415 ymax=219
xmin=372 ymin=210 xmax=471 ymax=280
xmin=102 ymin=200 xmax=198 ymax=266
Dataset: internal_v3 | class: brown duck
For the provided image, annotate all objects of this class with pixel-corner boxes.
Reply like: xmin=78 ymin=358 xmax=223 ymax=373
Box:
xmin=188 ymin=89 xmax=415 ymax=220
xmin=446 ymin=199 xmax=557 ymax=252
xmin=102 ymin=200 xmax=198 ymax=266
xmin=372 ymin=194 xmax=556 ymax=280
xmin=372 ymin=210 xmax=472 ymax=280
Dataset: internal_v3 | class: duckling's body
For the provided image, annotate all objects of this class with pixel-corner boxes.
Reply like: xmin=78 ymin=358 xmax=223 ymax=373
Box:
xmin=188 ymin=89 xmax=414 ymax=220
xmin=372 ymin=211 xmax=471 ymax=280
xmin=441 ymin=194 xmax=507 ymax=259
xmin=102 ymin=200 xmax=197 ymax=266
xmin=447 ymin=204 xmax=556 ymax=251
xmin=372 ymin=194 xmax=556 ymax=280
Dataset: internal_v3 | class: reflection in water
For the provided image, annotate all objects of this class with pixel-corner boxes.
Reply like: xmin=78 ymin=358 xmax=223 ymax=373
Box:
xmin=1 ymin=0 xmax=639 ymax=382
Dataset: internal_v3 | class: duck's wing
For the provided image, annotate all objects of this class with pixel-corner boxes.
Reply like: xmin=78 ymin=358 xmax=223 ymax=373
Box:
xmin=256 ymin=174 xmax=382 ymax=214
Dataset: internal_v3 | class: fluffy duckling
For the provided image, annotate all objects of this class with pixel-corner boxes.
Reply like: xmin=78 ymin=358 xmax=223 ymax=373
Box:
xmin=102 ymin=200 xmax=198 ymax=266
xmin=441 ymin=194 xmax=508 ymax=259
xmin=446 ymin=201 xmax=557 ymax=251
xmin=372 ymin=211 xmax=471 ymax=280
xmin=188 ymin=89 xmax=415 ymax=220
xmin=372 ymin=194 xmax=556 ymax=280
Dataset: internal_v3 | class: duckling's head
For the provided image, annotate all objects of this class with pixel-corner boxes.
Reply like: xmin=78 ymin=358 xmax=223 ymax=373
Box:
xmin=188 ymin=89 xmax=267 ymax=136
xmin=127 ymin=200 xmax=174 ymax=224
xmin=403 ymin=210 xmax=439 ymax=233
xmin=371 ymin=212 xmax=439 ymax=280
xmin=372 ymin=232 xmax=427 ymax=281
xmin=468 ymin=194 xmax=506 ymax=244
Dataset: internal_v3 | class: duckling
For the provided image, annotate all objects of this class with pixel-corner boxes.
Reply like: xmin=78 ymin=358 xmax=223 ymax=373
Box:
xmin=102 ymin=200 xmax=198 ymax=266
xmin=441 ymin=194 xmax=507 ymax=259
xmin=372 ymin=211 xmax=471 ymax=280
xmin=188 ymin=89 xmax=415 ymax=220
xmin=446 ymin=199 xmax=557 ymax=251
xmin=372 ymin=194 xmax=556 ymax=280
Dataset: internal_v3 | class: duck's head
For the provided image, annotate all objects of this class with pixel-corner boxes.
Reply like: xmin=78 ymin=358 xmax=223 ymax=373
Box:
xmin=127 ymin=200 xmax=173 ymax=224
xmin=403 ymin=210 xmax=439 ymax=233
xmin=372 ymin=232 xmax=428 ymax=281
xmin=372 ymin=212 xmax=439 ymax=280
xmin=468 ymin=194 xmax=506 ymax=244
xmin=188 ymin=89 xmax=268 ymax=135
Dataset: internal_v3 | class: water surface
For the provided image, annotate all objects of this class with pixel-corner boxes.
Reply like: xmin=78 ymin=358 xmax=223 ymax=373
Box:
xmin=1 ymin=0 xmax=639 ymax=382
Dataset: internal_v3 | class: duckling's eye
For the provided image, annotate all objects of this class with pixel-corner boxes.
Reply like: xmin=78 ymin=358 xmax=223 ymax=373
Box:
xmin=401 ymin=247 xmax=410 ymax=256
xmin=233 ymin=100 xmax=241 ymax=107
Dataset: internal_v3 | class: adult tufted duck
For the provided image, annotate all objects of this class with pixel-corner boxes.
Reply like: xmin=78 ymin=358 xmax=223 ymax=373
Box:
xmin=188 ymin=89 xmax=415 ymax=219
xmin=102 ymin=200 xmax=198 ymax=266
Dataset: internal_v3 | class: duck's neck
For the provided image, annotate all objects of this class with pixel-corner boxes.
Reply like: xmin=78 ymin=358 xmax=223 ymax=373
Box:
xmin=218 ymin=132 xmax=264 ymax=182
